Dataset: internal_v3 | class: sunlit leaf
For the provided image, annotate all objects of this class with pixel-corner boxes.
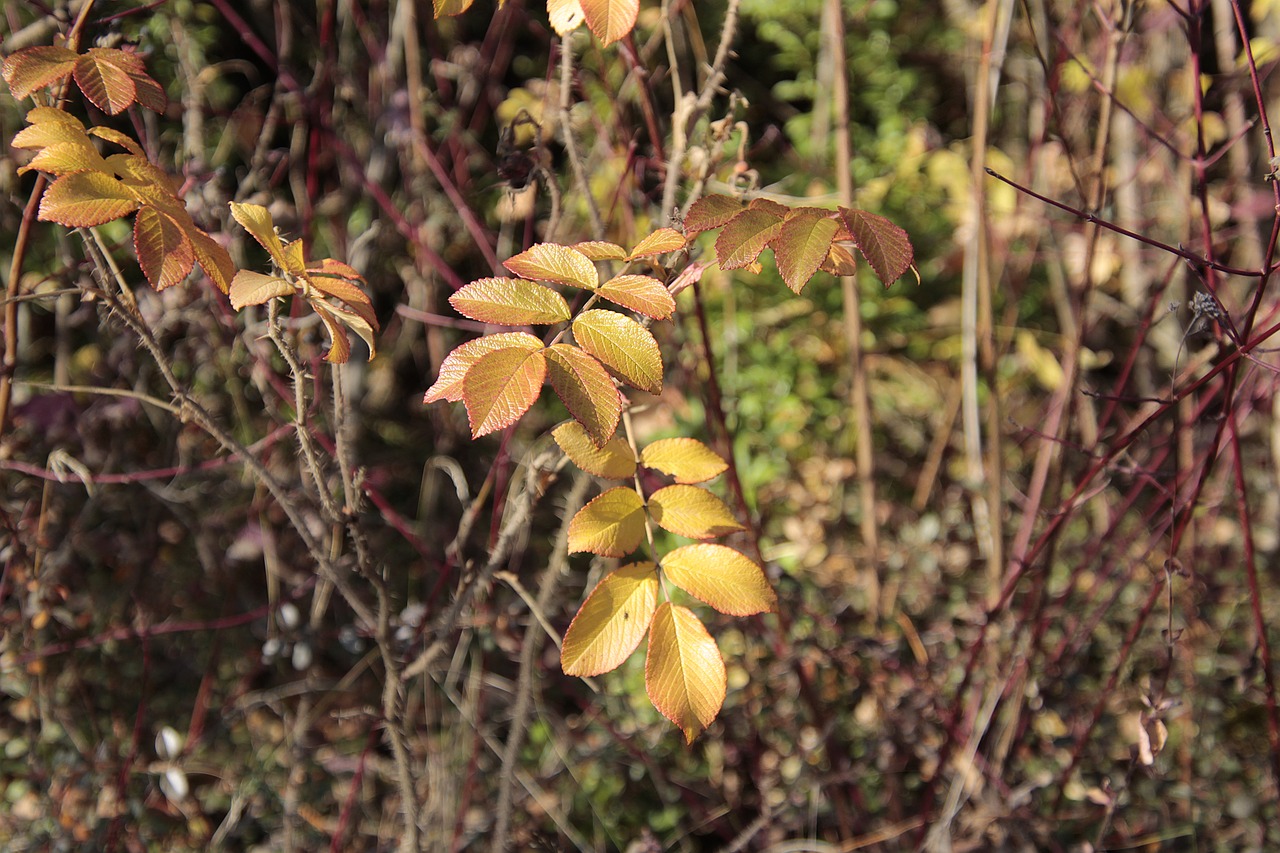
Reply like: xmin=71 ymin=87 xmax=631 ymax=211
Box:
xmin=646 ymin=485 xmax=742 ymax=539
xmin=580 ymin=0 xmax=639 ymax=45
xmin=572 ymin=309 xmax=663 ymax=393
xmin=134 ymin=206 xmax=194 ymax=290
xmin=2 ymin=46 xmax=78 ymax=100
xmin=505 ymin=242 xmax=598 ymax=289
xmin=567 ymin=486 xmax=646 ymax=556
xmin=314 ymin=300 xmax=378 ymax=363
xmin=189 ymin=228 xmax=234 ymax=294
xmin=39 ymin=172 xmax=140 ymax=227
xmin=838 ymin=206 xmax=914 ymax=286
xmin=73 ymin=49 xmax=138 ymax=115
xmin=714 ymin=208 xmax=784 ymax=270
xmin=88 ymin=126 xmax=147 ymax=159
xmin=229 ymin=202 xmax=297 ymax=273
xmin=552 ymin=421 xmax=637 ymax=479
xmin=547 ymin=0 xmax=586 ymax=35
xmin=423 ymin=332 xmax=544 ymax=404
xmin=645 ymin=603 xmax=726 ymax=743
xmin=683 ymin=194 xmax=744 ymax=235
xmin=449 ymin=277 xmax=572 ymax=325
xmin=561 ymin=562 xmax=659 ymax=676
xmin=311 ymin=301 xmax=353 ymax=364
xmin=772 ymin=208 xmax=839 ymax=294
xmin=572 ymin=240 xmax=627 ymax=261
xmin=661 ymin=544 xmax=777 ymax=616
xmin=462 ymin=346 xmax=548 ymax=437
xmin=640 ymin=438 xmax=727 ymax=483
xmin=596 ymin=274 xmax=676 ymax=319
xmin=748 ymin=197 xmax=790 ymax=217
xmin=229 ymin=270 xmax=294 ymax=309
xmin=305 ymin=258 xmax=363 ymax=282
xmin=545 ymin=344 xmax=622 ymax=445
xmin=433 ymin=0 xmax=476 ymax=16
xmin=628 ymin=227 xmax=686 ymax=259
xmin=820 ymin=243 xmax=859 ymax=276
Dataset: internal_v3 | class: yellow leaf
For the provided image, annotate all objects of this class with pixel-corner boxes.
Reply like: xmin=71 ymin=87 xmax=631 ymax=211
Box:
xmin=1016 ymin=330 xmax=1064 ymax=391
xmin=545 ymin=344 xmax=622 ymax=446
xmin=572 ymin=309 xmax=663 ymax=393
xmin=449 ymin=277 xmax=572 ymax=325
xmin=567 ymin=486 xmax=646 ymax=556
xmin=647 ymin=485 xmax=742 ymax=539
xmin=229 ymin=270 xmax=294 ymax=309
xmin=640 ymin=438 xmax=727 ymax=483
xmin=462 ymin=346 xmax=548 ymax=437
xmin=596 ymin=274 xmax=675 ymax=320
xmin=572 ymin=240 xmax=627 ymax=261
xmin=433 ymin=0 xmax=476 ymax=16
xmin=561 ymin=562 xmax=658 ymax=676
xmin=628 ymin=227 xmax=687 ymax=259
xmin=661 ymin=544 xmax=777 ymax=616
xmin=424 ymin=332 xmax=544 ymax=404
xmin=38 ymin=172 xmax=140 ymax=227
xmin=229 ymin=202 xmax=296 ymax=274
xmin=552 ymin=421 xmax=637 ymax=479
xmin=134 ymin=206 xmax=195 ymax=290
xmin=579 ymin=0 xmax=639 ymax=46
xmin=547 ymin=0 xmax=586 ymax=35
xmin=504 ymin=242 xmax=598 ymax=289
xmin=645 ymin=603 xmax=726 ymax=742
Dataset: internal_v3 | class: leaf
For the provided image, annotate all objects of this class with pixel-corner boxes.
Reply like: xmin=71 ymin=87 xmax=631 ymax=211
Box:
xmin=547 ymin=0 xmax=586 ymax=35
xmin=134 ymin=207 xmax=195 ymax=290
xmin=423 ymin=332 xmax=544 ymax=404
xmin=838 ymin=206 xmax=915 ymax=286
xmin=572 ymin=309 xmax=663 ymax=394
xmin=645 ymin=603 xmax=726 ymax=743
xmin=545 ymin=344 xmax=622 ymax=446
xmin=580 ymin=0 xmax=639 ymax=46
xmin=646 ymin=485 xmax=742 ymax=539
xmin=714 ymin=208 xmax=784 ymax=270
xmin=505 ymin=243 xmax=598 ymax=289
xmin=561 ymin=563 xmax=659 ymax=677
xmin=596 ymin=274 xmax=675 ymax=319
xmin=2 ymin=46 xmax=78 ymax=100
xmin=433 ymin=0 xmax=476 ymax=16
xmin=310 ymin=301 xmax=353 ymax=364
xmin=229 ymin=270 xmax=294 ymax=309
xmin=661 ymin=544 xmax=777 ymax=616
xmin=189 ymin=228 xmax=234 ymax=294
xmin=305 ymin=258 xmax=364 ymax=282
xmin=89 ymin=126 xmax=147 ymax=159
xmin=39 ymin=172 xmax=140 ymax=227
xmin=461 ymin=345 xmax=548 ymax=437
xmin=683 ymin=194 xmax=745 ymax=235
xmin=572 ymin=240 xmax=627 ymax=262
xmin=74 ymin=49 xmax=138 ymax=115
xmin=567 ymin=486 xmax=646 ymax=557
xmin=820 ymin=243 xmax=859 ymax=276
xmin=314 ymin=300 xmax=378 ymax=363
xmin=772 ymin=208 xmax=840 ymax=294
xmin=552 ymin=421 xmax=637 ymax=479
xmin=667 ymin=259 xmax=713 ymax=297
xmin=229 ymin=202 xmax=298 ymax=274
xmin=304 ymin=272 xmax=378 ymax=328
xmin=628 ymin=228 xmax=686 ymax=259
xmin=748 ymin=197 xmax=791 ymax=217
xmin=449 ymin=277 xmax=572 ymax=325
xmin=640 ymin=438 xmax=727 ymax=483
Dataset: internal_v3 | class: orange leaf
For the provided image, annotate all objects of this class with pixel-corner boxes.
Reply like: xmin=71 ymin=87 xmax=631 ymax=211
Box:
xmin=579 ymin=0 xmax=639 ymax=45
xmin=39 ymin=172 xmax=140 ymax=227
xmin=2 ymin=46 xmax=78 ymax=100
xmin=305 ymin=258 xmax=364 ymax=282
xmin=572 ymin=240 xmax=627 ymax=261
xmin=311 ymin=301 xmax=354 ymax=364
xmin=628 ymin=227 xmax=686 ymax=259
xmin=771 ymin=208 xmax=839 ymax=294
xmin=504 ymin=243 xmax=598 ymax=289
xmin=461 ymin=346 xmax=548 ymax=437
xmin=596 ymin=274 xmax=675 ymax=320
xmin=449 ymin=277 xmax=572 ymax=325
xmin=134 ymin=207 xmax=195 ymax=290
xmin=552 ymin=421 xmax=637 ymax=479
xmin=640 ymin=438 xmax=727 ymax=483
xmin=714 ymin=208 xmax=784 ymax=270
xmin=88 ymin=126 xmax=147 ymax=159
xmin=567 ymin=486 xmax=646 ymax=557
xmin=661 ymin=544 xmax=777 ymax=616
xmin=423 ymin=332 xmax=544 ymax=404
xmin=572 ymin=309 xmax=663 ymax=394
xmin=314 ymin=300 xmax=378 ymax=362
xmin=645 ymin=603 xmax=726 ymax=743
xmin=229 ymin=270 xmax=294 ymax=309
xmin=646 ymin=485 xmax=743 ymax=539
xmin=190 ymin=228 xmax=235 ymax=294
xmin=545 ymin=344 xmax=622 ymax=446
xmin=684 ymin=194 xmax=744 ymax=235
xmin=561 ymin=562 xmax=659 ymax=676
xmin=74 ymin=49 xmax=138 ymax=115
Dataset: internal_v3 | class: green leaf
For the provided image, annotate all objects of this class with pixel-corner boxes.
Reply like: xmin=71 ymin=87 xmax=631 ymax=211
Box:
xmin=645 ymin=603 xmax=726 ymax=743
xmin=661 ymin=544 xmax=777 ymax=616
xmin=772 ymin=208 xmax=840 ymax=294
xmin=461 ymin=345 xmax=548 ymax=438
xmin=545 ymin=344 xmax=622 ymax=446
xmin=567 ymin=486 xmax=646 ymax=556
xmin=572 ymin=309 xmax=663 ymax=394
xmin=561 ymin=563 xmax=659 ymax=677
xmin=449 ymin=277 xmax=572 ymax=325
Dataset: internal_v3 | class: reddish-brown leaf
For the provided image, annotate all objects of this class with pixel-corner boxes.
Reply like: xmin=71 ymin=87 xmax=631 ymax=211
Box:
xmin=683 ymin=194 xmax=745 ymax=235
xmin=714 ymin=208 xmax=784 ymax=270
xmin=838 ymin=206 xmax=915 ymax=286
xmin=1 ymin=46 xmax=78 ymax=100
xmin=771 ymin=208 xmax=840 ymax=294
xmin=73 ymin=49 xmax=138 ymax=115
